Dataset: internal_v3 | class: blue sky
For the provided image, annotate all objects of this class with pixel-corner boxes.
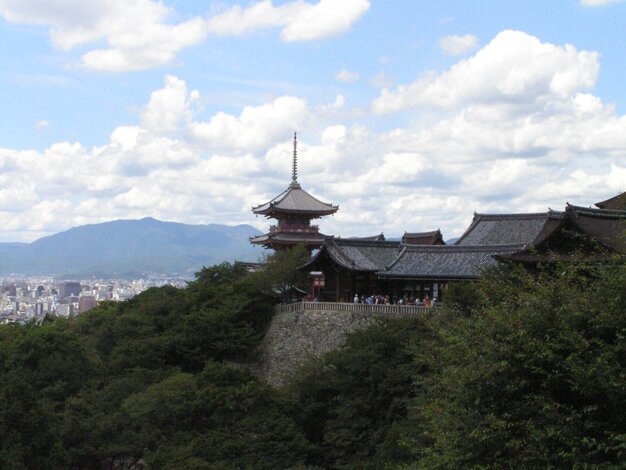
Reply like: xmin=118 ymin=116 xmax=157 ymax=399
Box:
xmin=0 ymin=0 xmax=625 ymax=242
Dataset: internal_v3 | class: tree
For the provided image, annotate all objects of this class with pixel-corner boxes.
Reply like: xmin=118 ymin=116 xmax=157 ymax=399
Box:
xmin=287 ymin=317 xmax=435 ymax=468
xmin=406 ymin=259 xmax=626 ymax=468
xmin=249 ymin=244 xmax=310 ymax=303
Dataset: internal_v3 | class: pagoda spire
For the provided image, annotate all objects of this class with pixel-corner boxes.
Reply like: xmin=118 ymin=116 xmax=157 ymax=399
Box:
xmin=290 ymin=132 xmax=300 ymax=188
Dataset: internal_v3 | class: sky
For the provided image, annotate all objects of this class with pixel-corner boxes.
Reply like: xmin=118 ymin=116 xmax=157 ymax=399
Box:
xmin=0 ymin=0 xmax=625 ymax=243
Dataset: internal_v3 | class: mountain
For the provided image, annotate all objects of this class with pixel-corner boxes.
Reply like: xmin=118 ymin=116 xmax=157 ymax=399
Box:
xmin=0 ymin=217 xmax=264 ymax=277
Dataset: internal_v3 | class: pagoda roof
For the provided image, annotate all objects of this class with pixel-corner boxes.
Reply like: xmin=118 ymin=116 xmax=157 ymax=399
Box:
xmin=252 ymin=184 xmax=338 ymax=217
xmin=250 ymin=230 xmax=328 ymax=247
xmin=304 ymin=238 xmax=402 ymax=272
xmin=378 ymin=244 xmax=524 ymax=280
xmin=455 ymin=211 xmax=564 ymax=246
xmin=595 ymin=191 xmax=626 ymax=210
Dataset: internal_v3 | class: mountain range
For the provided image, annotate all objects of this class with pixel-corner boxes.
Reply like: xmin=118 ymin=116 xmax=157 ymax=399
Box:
xmin=0 ymin=217 xmax=264 ymax=277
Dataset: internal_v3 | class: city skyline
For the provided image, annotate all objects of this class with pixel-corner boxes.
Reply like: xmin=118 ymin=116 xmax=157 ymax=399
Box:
xmin=1 ymin=0 xmax=625 ymax=243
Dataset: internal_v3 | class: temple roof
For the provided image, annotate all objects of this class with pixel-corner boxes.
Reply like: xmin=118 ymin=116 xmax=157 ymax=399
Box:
xmin=545 ymin=204 xmax=625 ymax=252
xmin=455 ymin=212 xmax=564 ymax=246
xmin=378 ymin=244 xmax=524 ymax=280
xmin=251 ymin=133 xmax=338 ymax=218
xmin=252 ymin=185 xmax=338 ymax=217
xmin=497 ymin=204 xmax=626 ymax=262
xmin=402 ymin=229 xmax=445 ymax=245
xmin=304 ymin=238 xmax=401 ymax=272
xmin=348 ymin=233 xmax=386 ymax=241
xmin=595 ymin=191 xmax=626 ymax=210
xmin=250 ymin=230 xmax=328 ymax=246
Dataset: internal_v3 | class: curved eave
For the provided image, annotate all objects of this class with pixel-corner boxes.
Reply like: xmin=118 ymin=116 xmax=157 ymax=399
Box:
xmin=377 ymin=273 xmax=480 ymax=280
xmin=252 ymin=206 xmax=338 ymax=217
xmin=302 ymin=240 xmax=398 ymax=272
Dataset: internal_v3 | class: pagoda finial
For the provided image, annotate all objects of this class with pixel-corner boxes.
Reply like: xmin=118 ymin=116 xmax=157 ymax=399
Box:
xmin=290 ymin=132 xmax=300 ymax=188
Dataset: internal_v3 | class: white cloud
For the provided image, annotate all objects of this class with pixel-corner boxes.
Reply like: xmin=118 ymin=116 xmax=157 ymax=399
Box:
xmin=336 ymin=69 xmax=360 ymax=83
xmin=0 ymin=0 xmax=370 ymax=72
xmin=206 ymin=0 xmax=369 ymax=42
xmin=188 ymin=96 xmax=310 ymax=151
xmin=280 ymin=0 xmax=370 ymax=42
xmin=439 ymin=34 xmax=478 ymax=56
xmin=2 ymin=37 xmax=626 ymax=244
xmin=373 ymin=30 xmax=599 ymax=113
xmin=141 ymin=75 xmax=198 ymax=134
xmin=580 ymin=0 xmax=624 ymax=6
xmin=36 ymin=120 xmax=50 ymax=131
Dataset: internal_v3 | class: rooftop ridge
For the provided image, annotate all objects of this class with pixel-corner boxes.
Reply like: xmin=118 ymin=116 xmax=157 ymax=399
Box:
xmin=402 ymin=243 xmax=525 ymax=252
xmin=403 ymin=229 xmax=441 ymax=236
xmin=473 ymin=211 xmax=552 ymax=219
xmin=329 ymin=237 xmax=400 ymax=247
xmin=566 ymin=203 xmax=626 ymax=218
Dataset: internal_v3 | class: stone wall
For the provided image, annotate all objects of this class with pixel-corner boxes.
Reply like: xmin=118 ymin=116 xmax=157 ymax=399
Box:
xmin=252 ymin=308 xmax=378 ymax=387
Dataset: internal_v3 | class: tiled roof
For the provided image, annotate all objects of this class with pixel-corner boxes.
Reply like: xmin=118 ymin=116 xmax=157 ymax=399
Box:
xmin=497 ymin=205 xmax=626 ymax=262
xmin=402 ymin=229 xmax=444 ymax=245
xmin=252 ymin=185 xmax=338 ymax=216
xmin=563 ymin=205 xmax=625 ymax=251
xmin=379 ymin=244 xmax=524 ymax=280
xmin=595 ymin=191 xmax=626 ymax=210
xmin=347 ymin=233 xmax=386 ymax=241
xmin=250 ymin=231 xmax=328 ymax=246
xmin=306 ymin=238 xmax=402 ymax=272
xmin=455 ymin=212 xmax=563 ymax=246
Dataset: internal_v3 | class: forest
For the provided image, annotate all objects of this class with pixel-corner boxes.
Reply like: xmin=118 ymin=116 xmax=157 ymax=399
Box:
xmin=0 ymin=252 xmax=624 ymax=469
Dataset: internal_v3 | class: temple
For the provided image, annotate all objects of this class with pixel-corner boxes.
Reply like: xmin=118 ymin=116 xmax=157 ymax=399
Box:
xmin=250 ymin=133 xmax=338 ymax=251
xmin=302 ymin=194 xmax=625 ymax=302
xmin=249 ymin=144 xmax=625 ymax=302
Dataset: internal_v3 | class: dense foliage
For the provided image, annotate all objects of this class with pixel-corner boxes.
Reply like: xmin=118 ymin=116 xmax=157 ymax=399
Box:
xmin=0 ymin=257 xmax=623 ymax=469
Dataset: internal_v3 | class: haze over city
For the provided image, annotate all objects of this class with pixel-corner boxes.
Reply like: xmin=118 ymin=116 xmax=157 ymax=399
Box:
xmin=1 ymin=0 xmax=625 ymax=244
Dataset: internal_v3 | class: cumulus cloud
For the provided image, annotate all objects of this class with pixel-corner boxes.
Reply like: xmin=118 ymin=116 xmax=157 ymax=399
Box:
xmin=188 ymin=96 xmax=310 ymax=151
xmin=0 ymin=0 xmax=370 ymax=72
xmin=2 ymin=29 xmax=626 ymax=243
xmin=373 ymin=30 xmax=599 ymax=113
xmin=439 ymin=34 xmax=478 ymax=56
xmin=141 ymin=75 xmax=198 ymax=134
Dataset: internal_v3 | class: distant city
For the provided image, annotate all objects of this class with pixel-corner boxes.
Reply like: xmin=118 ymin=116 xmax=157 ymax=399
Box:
xmin=0 ymin=276 xmax=189 ymax=324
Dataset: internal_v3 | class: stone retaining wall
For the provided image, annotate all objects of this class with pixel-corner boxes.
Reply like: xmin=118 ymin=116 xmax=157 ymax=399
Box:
xmin=252 ymin=303 xmax=433 ymax=387
xmin=253 ymin=309 xmax=377 ymax=386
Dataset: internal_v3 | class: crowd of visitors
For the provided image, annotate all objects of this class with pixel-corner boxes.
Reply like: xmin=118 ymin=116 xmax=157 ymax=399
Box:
xmin=352 ymin=293 xmax=436 ymax=307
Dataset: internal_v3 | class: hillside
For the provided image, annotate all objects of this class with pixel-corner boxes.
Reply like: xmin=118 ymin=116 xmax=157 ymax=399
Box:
xmin=0 ymin=217 xmax=264 ymax=277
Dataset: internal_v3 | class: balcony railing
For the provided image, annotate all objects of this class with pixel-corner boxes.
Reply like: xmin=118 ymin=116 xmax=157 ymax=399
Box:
xmin=269 ymin=224 xmax=320 ymax=233
xmin=274 ymin=301 xmax=439 ymax=317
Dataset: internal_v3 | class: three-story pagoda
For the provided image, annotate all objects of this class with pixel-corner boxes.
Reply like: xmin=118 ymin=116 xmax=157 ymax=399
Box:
xmin=250 ymin=133 xmax=338 ymax=251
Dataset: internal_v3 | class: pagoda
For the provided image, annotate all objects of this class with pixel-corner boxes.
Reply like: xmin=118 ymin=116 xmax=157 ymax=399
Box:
xmin=250 ymin=133 xmax=338 ymax=251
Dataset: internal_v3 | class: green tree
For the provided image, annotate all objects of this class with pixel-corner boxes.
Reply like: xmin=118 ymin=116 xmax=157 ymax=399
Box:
xmin=250 ymin=244 xmax=310 ymax=303
xmin=407 ymin=259 xmax=626 ymax=469
xmin=288 ymin=317 xmax=435 ymax=468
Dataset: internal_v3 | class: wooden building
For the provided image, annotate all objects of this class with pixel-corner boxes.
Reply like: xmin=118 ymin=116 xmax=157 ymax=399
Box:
xmin=302 ymin=238 xmax=402 ymax=302
xmin=499 ymin=204 xmax=626 ymax=262
xmin=250 ymin=133 xmax=338 ymax=251
xmin=303 ymin=230 xmax=447 ymax=302
xmin=302 ymin=196 xmax=625 ymax=302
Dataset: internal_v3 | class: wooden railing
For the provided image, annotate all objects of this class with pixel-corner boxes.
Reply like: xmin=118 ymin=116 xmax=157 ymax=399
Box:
xmin=274 ymin=301 xmax=439 ymax=317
